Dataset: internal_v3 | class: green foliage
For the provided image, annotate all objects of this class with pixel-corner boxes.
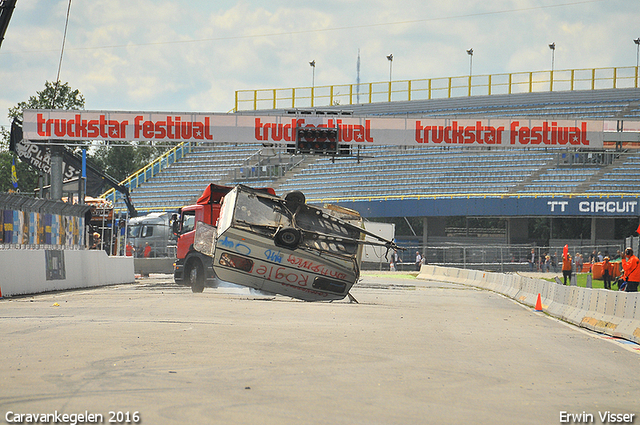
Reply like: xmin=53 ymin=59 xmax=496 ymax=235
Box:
xmin=1 ymin=81 xmax=166 ymax=191
xmin=7 ymin=80 xmax=85 ymax=121
xmin=91 ymin=142 xmax=165 ymax=182
xmin=0 ymin=151 xmax=39 ymax=193
xmin=1 ymin=81 xmax=87 ymax=191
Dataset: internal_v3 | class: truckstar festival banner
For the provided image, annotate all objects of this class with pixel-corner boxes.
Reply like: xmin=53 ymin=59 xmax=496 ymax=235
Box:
xmin=22 ymin=109 xmax=605 ymax=148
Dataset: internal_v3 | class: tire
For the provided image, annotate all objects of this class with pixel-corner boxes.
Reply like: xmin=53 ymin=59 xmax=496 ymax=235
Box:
xmin=188 ymin=260 xmax=205 ymax=293
xmin=274 ymin=227 xmax=302 ymax=250
xmin=285 ymin=191 xmax=305 ymax=209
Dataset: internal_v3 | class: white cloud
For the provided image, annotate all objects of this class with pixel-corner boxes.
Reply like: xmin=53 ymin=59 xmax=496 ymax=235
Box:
xmin=0 ymin=0 xmax=638 ymax=125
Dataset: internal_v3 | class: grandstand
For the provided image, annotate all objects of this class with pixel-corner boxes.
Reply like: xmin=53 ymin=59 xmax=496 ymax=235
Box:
xmin=103 ymin=69 xmax=640 ymax=264
xmin=110 ymin=85 xmax=640 ymax=212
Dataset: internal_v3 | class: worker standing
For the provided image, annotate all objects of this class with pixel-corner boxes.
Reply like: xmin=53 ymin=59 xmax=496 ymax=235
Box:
xmin=562 ymin=253 xmax=572 ymax=285
xmin=602 ymin=256 xmax=612 ymax=290
xmin=621 ymin=248 xmax=640 ymax=292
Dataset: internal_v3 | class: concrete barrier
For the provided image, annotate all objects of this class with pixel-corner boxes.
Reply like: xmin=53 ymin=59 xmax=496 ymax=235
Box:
xmin=0 ymin=249 xmax=134 ymax=298
xmin=417 ymin=265 xmax=640 ymax=345
xmin=134 ymin=257 xmax=175 ymax=275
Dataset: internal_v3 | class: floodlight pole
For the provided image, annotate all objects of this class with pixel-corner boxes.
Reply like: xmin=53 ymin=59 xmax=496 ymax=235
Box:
xmin=467 ymin=48 xmax=473 ymax=96
xmin=549 ymin=42 xmax=556 ymax=91
xmin=309 ymin=60 xmax=316 ymax=107
xmin=387 ymin=54 xmax=393 ymax=102
xmin=635 ymin=38 xmax=640 ymax=88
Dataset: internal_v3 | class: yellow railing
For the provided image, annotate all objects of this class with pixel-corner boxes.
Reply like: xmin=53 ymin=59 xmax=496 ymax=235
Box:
xmin=100 ymin=141 xmax=193 ymax=203
xmin=235 ymin=66 xmax=640 ymax=111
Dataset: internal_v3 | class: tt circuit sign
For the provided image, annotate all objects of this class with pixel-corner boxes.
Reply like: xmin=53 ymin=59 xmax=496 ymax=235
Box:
xmin=547 ymin=199 xmax=638 ymax=215
xmin=22 ymin=109 xmax=605 ymax=148
xmin=337 ymin=196 xmax=640 ymax=218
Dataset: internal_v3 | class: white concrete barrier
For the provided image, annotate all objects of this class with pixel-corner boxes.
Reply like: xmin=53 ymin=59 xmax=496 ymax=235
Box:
xmin=0 ymin=249 xmax=134 ymax=298
xmin=417 ymin=265 xmax=640 ymax=345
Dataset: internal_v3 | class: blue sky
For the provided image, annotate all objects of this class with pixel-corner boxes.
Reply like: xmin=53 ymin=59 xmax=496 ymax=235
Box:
xmin=0 ymin=0 xmax=638 ymax=128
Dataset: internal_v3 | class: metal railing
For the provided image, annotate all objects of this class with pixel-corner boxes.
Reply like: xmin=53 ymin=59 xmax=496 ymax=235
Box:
xmin=235 ymin=65 xmax=640 ymax=111
xmin=233 ymin=150 xmax=306 ymax=181
xmin=364 ymin=243 xmax=624 ymax=273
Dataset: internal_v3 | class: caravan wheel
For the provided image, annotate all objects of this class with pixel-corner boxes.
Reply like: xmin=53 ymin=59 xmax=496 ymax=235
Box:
xmin=274 ymin=227 xmax=302 ymax=250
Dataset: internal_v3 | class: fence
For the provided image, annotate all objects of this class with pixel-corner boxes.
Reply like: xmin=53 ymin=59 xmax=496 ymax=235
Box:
xmin=0 ymin=192 xmax=89 ymax=250
xmin=235 ymin=65 xmax=640 ymax=111
xmin=363 ymin=243 xmax=625 ymax=273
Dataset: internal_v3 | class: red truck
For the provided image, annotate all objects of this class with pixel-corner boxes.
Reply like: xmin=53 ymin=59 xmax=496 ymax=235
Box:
xmin=172 ymin=184 xmax=275 ymax=292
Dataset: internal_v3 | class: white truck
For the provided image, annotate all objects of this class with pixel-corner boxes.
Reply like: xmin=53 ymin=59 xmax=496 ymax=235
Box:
xmin=127 ymin=212 xmax=177 ymax=258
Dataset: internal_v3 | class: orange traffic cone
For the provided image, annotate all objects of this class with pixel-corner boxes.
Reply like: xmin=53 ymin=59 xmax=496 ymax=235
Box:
xmin=535 ymin=293 xmax=542 ymax=311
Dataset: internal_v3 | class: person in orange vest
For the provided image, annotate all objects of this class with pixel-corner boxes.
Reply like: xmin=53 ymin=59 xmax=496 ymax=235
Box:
xmin=143 ymin=242 xmax=152 ymax=258
xmin=562 ymin=253 xmax=572 ymax=285
xmin=602 ymin=256 xmax=612 ymax=290
xmin=125 ymin=243 xmax=135 ymax=257
xmin=621 ymin=248 xmax=640 ymax=292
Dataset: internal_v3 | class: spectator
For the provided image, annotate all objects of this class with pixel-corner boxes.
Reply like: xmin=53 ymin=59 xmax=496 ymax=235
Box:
xmin=90 ymin=232 xmax=101 ymax=250
xmin=415 ymin=251 xmax=422 ymax=271
xmin=621 ymin=248 xmax=640 ymax=293
xmin=551 ymin=252 xmax=558 ymax=272
xmin=544 ymin=255 xmax=551 ymax=272
xmin=529 ymin=249 xmax=535 ymax=271
xmin=612 ymin=250 xmax=622 ymax=260
xmin=602 ymin=256 xmax=612 ymax=290
xmin=597 ymin=251 xmax=603 ymax=262
xmin=562 ymin=253 xmax=572 ymax=285
xmin=575 ymin=253 xmax=583 ymax=273
xmin=144 ymin=242 xmax=152 ymax=258
xmin=538 ymin=255 xmax=544 ymax=272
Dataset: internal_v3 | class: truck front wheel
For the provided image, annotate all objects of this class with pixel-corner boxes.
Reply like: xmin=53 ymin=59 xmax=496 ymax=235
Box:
xmin=187 ymin=260 xmax=205 ymax=293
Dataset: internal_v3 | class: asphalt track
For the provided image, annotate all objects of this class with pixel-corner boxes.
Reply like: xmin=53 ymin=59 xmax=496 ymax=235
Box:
xmin=1 ymin=273 xmax=639 ymax=425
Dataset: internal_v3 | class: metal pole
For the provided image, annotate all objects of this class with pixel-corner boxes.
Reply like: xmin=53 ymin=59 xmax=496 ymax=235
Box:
xmin=49 ymin=144 xmax=64 ymax=201
xmin=463 ymin=247 xmax=466 ymax=269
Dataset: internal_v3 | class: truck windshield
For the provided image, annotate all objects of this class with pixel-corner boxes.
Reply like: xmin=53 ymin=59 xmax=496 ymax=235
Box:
xmin=182 ymin=211 xmax=196 ymax=233
xmin=127 ymin=225 xmax=141 ymax=238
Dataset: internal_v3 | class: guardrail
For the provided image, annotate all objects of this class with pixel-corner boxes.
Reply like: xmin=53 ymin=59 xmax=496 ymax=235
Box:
xmin=417 ymin=265 xmax=640 ymax=344
xmin=100 ymin=141 xmax=194 ymax=204
xmin=235 ymin=65 xmax=640 ymax=111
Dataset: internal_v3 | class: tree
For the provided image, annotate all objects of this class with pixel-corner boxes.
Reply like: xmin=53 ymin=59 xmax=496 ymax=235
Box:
xmin=1 ymin=81 xmax=165 ymax=194
xmin=0 ymin=153 xmax=39 ymax=193
xmin=91 ymin=142 xmax=165 ymax=183
xmin=8 ymin=80 xmax=85 ymax=118
xmin=1 ymin=81 xmax=86 ymax=193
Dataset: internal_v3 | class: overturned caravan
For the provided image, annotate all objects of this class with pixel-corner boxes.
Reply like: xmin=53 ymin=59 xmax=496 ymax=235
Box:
xmin=193 ymin=185 xmax=399 ymax=301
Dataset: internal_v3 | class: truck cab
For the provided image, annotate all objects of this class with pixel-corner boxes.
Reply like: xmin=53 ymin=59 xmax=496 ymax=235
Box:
xmin=173 ymin=184 xmax=232 ymax=291
xmin=127 ymin=212 xmax=176 ymax=258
